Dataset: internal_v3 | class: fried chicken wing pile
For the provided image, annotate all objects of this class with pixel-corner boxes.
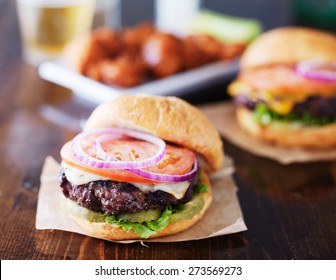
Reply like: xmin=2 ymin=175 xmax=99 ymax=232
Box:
xmin=67 ymin=23 xmax=245 ymax=87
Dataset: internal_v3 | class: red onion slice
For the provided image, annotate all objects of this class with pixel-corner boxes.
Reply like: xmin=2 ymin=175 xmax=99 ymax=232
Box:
xmin=295 ymin=59 xmax=336 ymax=82
xmin=127 ymin=159 xmax=198 ymax=183
xmin=94 ymin=134 xmax=166 ymax=168
xmin=72 ymin=128 xmax=166 ymax=170
xmin=70 ymin=127 xmax=198 ymax=183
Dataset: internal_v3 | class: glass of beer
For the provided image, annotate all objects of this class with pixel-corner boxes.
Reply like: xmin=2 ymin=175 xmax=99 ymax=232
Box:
xmin=16 ymin=0 xmax=96 ymax=66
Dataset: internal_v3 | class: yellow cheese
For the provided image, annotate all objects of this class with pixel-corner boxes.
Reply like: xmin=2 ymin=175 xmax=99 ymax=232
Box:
xmin=132 ymin=182 xmax=190 ymax=200
xmin=228 ymin=80 xmax=308 ymax=115
xmin=62 ymin=163 xmax=190 ymax=199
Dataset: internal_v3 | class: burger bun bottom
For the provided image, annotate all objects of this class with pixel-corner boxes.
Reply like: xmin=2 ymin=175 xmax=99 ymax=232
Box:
xmin=236 ymin=106 xmax=336 ymax=149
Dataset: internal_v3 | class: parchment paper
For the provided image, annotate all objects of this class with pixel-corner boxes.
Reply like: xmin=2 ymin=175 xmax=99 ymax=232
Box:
xmin=201 ymin=102 xmax=336 ymax=164
xmin=36 ymin=156 xmax=247 ymax=243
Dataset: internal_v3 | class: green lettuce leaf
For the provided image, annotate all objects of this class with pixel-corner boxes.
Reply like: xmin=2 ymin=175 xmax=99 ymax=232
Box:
xmin=253 ymin=103 xmax=336 ymax=126
xmin=103 ymin=177 xmax=209 ymax=239
xmin=104 ymin=207 xmax=173 ymax=239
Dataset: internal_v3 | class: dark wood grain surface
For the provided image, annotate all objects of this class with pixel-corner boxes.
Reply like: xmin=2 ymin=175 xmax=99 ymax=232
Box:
xmin=1 ymin=0 xmax=336 ymax=260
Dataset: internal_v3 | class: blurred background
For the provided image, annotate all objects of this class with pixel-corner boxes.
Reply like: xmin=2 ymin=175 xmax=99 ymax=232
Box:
xmin=10 ymin=0 xmax=336 ymax=68
xmin=6 ymin=0 xmax=336 ymax=67
xmin=120 ymin=0 xmax=336 ymax=32
xmin=3 ymin=0 xmax=336 ymax=105
xmin=121 ymin=0 xmax=291 ymax=30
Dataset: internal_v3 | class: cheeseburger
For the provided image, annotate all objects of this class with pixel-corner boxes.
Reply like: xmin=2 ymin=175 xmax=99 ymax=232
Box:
xmin=59 ymin=95 xmax=223 ymax=240
xmin=228 ymin=27 xmax=336 ymax=148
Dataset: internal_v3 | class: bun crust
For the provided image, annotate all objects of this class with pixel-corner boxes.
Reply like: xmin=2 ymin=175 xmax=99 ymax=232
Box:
xmin=84 ymin=95 xmax=223 ymax=171
xmin=236 ymin=107 xmax=336 ymax=148
xmin=241 ymin=27 xmax=336 ymax=69
xmin=67 ymin=171 xmax=212 ymax=241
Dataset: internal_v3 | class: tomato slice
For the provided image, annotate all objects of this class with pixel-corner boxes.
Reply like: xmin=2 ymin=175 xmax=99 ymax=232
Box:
xmin=240 ymin=65 xmax=336 ymax=95
xmin=60 ymin=139 xmax=196 ymax=184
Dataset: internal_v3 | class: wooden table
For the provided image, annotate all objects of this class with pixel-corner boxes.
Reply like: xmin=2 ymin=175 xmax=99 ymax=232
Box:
xmin=1 ymin=0 xmax=336 ymax=260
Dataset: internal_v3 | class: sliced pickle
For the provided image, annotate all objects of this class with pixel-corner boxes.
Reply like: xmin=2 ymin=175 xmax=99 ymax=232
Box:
xmin=62 ymin=192 xmax=205 ymax=225
xmin=169 ymin=193 xmax=205 ymax=223
xmin=117 ymin=209 xmax=161 ymax=223
xmin=62 ymin=197 xmax=105 ymax=223
xmin=63 ymin=197 xmax=161 ymax=223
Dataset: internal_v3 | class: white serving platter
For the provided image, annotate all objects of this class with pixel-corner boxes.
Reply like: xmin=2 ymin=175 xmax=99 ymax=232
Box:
xmin=38 ymin=58 xmax=239 ymax=104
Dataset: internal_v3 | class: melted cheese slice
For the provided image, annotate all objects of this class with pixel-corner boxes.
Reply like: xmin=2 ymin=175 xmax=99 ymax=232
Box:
xmin=228 ymin=80 xmax=308 ymax=115
xmin=62 ymin=163 xmax=190 ymax=199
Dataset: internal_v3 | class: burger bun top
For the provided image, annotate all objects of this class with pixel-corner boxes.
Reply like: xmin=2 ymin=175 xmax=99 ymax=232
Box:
xmin=240 ymin=26 xmax=336 ymax=70
xmin=84 ymin=95 xmax=223 ymax=171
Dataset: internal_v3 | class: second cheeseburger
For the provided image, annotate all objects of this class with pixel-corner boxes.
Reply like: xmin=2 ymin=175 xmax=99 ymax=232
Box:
xmin=59 ymin=95 xmax=223 ymax=240
xmin=228 ymin=27 xmax=336 ymax=148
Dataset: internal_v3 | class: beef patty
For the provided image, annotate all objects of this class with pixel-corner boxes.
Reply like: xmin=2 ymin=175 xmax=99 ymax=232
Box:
xmin=235 ymin=95 xmax=336 ymax=120
xmin=59 ymin=169 xmax=196 ymax=216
